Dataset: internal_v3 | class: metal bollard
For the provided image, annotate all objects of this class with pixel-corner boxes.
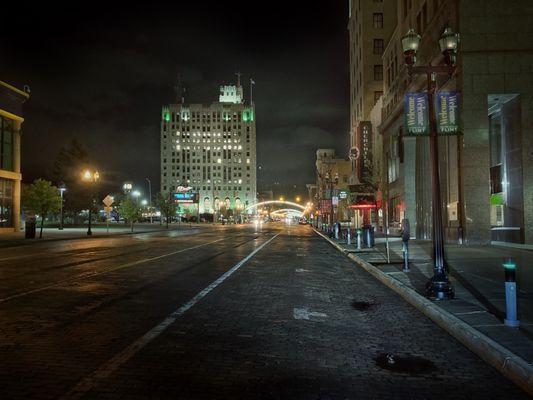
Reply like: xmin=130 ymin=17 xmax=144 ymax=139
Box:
xmin=356 ymin=229 xmax=362 ymax=251
xmin=503 ymin=258 xmax=520 ymax=327
xmin=347 ymin=229 xmax=351 ymax=245
xmin=402 ymin=241 xmax=410 ymax=272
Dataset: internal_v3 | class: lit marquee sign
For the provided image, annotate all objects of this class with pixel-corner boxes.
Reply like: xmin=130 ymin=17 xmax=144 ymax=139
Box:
xmin=358 ymin=121 xmax=373 ymax=182
xmin=173 ymin=186 xmax=198 ymax=204
xmin=173 ymin=192 xmax=199 ymax=204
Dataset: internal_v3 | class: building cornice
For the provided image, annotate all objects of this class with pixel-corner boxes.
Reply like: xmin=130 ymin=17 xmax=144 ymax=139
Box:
xmin=0 ymin=81 xmax=29 ymax=99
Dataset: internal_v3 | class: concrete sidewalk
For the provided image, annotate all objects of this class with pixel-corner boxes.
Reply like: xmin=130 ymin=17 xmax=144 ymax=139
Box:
xmin=0 ymin=223 xmax=208 ymax=248
xmin=324 ymin=229 xmax=533 ymax=362
xmin=369 ymin=237 xmax=532 ymax=337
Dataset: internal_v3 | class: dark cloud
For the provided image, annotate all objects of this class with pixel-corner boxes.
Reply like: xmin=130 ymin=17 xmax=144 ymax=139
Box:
xmin=1 ymin=1 xmax=348 ymax=197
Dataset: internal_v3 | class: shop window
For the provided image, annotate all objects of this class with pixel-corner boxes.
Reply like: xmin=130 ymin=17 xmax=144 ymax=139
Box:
xmin=0 ymin=179 xmax=13 ymax=227
xmin=0 ymin=117 xmax=14 ymax=171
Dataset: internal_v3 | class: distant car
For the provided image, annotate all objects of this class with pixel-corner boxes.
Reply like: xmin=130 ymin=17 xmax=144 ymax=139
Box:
xmin=298 ymin=219 xmax=307 ymax=225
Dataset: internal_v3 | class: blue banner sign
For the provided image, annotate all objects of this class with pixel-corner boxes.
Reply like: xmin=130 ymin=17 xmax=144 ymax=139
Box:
xmin=404 ymin=93 xmax=429 ymax=135
xmin=436 ymin=92 xmax=460 ymax=134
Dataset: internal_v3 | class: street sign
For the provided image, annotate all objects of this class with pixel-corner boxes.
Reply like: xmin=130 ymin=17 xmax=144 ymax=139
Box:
xmin=173 ymin=191 xmax=199 ymax=204
xmin=358 ymin=121 xmax=372 ymax=181
xmin=104 ymin=206 xmax=113 ymax=214
xmin=103 ymin=195 xmax=114 ymax=207
xmin=404 ymin=92 xmax=429 ymax=135
xmin=436 ymin=92 xmax=460 ymax=134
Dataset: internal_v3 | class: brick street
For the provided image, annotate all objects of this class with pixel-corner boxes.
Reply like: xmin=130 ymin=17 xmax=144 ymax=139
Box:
xmin=0 ymin=224 xmax=529 ymax=399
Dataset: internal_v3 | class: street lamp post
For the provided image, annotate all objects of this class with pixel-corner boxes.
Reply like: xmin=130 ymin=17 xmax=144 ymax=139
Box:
xmin=123 ymin=182 xmax=133 ymax=194
xmin=145 ymin=178 xmax=152 ymax=223
xmin=82 ymin=169 xmax=100 ymax=236
xmin=401 ymin=27 xmax=460 ymax=300
xmin=58 ymin=184 xmax=66 ymax=230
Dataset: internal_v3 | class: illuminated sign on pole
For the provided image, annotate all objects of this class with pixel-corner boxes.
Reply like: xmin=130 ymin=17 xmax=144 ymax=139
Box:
xmin=404 ymin=93 xmax=429 ymax=135
xmin=436 ymin=92 xmax=460 ymax=134
xmin=358 ymin=121 xmax=373 ymax=182
xmin=172 ymin=187 xmax=199 ymax=204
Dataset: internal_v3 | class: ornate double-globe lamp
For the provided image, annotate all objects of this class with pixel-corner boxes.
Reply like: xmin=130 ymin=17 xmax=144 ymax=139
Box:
xmin=400 ymin=27 xmax=459 ymax=300
xmin=81 ymin=169 xmax=100 ymax=236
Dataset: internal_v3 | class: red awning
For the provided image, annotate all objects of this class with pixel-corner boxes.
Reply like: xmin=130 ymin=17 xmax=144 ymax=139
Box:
xmin=348 ymin=200 xmax=377 ymax=210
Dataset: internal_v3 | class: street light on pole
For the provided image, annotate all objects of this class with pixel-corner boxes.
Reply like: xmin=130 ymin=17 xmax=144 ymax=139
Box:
xmin=58 ymin=184 xmax=66 ymax=230
xmin=145 ymin=178 xmax=152 ymax=223
xmin=401 ymin=27 xmax=460 ymax=300
xmin=123 ymin=182 xmax=132 ymax=194
xmin=132 ymin=190 xmax=141 ymax=207
xmin=81 ymin=169 xmax=100 ymax=236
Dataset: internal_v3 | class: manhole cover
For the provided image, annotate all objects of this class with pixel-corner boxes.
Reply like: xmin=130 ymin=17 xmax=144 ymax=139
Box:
xmin=351 ymin=300 xmax=375 ymax=311
xmin=375 ymin=353 xmax=436 ymax=374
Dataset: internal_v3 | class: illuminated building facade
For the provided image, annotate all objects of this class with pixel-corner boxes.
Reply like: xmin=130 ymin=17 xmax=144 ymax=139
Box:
xmin=0 ymin=81 xmax=28 ymax=233
xmin=160 ymin=81 xmax=257 ymax=215
xmin=348 ymin=0 xmax=397 ymax=184
xmin=362 ymin=0 xmax=533 ymax=244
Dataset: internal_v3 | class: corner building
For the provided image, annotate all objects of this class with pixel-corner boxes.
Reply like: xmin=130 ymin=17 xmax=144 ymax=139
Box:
xmin=375 ymin=0 xmax=533 ymax=245
xmin=0 ymin=81 xmax=28 ymax=233
xmin=160 ymin=83 xmax=257 ymax=215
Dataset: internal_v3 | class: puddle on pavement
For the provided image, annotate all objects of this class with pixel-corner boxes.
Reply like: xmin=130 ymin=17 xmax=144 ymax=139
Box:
xmin=351 ymin=300 xmax=376 ymax=311
xmin=375 ymin=353 xmax=436 ymax=374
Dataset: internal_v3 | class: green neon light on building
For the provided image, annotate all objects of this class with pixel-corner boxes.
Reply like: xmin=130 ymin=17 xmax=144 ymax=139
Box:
xmin=164 ymin=112 xmax=170 ymax=122
xmin=242 ymin=108 xmax=254 ymax=122
xmin=490 ymin=193 xmax=504 ymax=206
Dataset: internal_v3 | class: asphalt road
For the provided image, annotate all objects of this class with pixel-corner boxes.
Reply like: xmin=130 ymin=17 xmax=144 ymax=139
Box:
xmin=0 ymin=223 xmax=528 ymax=399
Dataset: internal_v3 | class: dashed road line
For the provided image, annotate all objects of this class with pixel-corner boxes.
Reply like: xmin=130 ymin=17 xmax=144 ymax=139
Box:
xmin=60 ymin=233 xmax=279 ymax=400
xmin=0 ymin=239 xmax=225 ymax=304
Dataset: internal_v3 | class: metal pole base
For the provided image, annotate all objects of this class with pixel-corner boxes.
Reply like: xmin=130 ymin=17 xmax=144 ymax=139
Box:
xmin=504 ymin=318 xmax=520 ymax=328
xmin=425 ymin=273 xmax=454 ymax=300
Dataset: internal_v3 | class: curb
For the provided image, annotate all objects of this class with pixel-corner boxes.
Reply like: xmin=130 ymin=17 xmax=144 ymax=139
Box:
xmin=313 ymin=228 xmax=533 ymax=396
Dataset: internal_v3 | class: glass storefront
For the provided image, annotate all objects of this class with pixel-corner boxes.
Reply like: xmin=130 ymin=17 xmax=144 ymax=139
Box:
xmin=0 ymin=178 xmax=13 ymax=228
xmin=488 ymin=94 xmax=523 ymax=243
xmin=0 ymin=116 xmax=14 ymax=171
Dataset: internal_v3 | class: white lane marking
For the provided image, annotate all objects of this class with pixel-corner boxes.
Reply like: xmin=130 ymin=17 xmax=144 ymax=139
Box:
xmin=295 ymin=268 xmax=309 ymax=273
xmin=293 ymin=308 xmax=327 ymax=320
xmin=0 ymin=239 xmax=225 ymax=304
xmin=60 ymin=233 xmax=279 ymax=400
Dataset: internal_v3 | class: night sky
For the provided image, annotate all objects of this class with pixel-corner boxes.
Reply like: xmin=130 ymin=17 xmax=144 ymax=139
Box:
xmin=1 ymin=2 xmax=349 ymax=198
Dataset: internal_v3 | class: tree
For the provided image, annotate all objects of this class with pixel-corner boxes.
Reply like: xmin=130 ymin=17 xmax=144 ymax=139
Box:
xmin=22 ymin=179 xmax=62 ymax=239
xmin=118 ymin=197 xmax=142 ymax=232
xmin=155 ymin=192 xmax=176 ymax=229
xmin=51 ymin=139 xmax=94 ymax=218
